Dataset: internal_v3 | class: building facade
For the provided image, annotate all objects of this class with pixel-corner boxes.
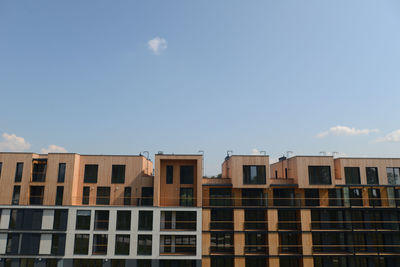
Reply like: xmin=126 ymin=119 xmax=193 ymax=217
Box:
xmin=0 ymin=152 xmax=399 ymax=267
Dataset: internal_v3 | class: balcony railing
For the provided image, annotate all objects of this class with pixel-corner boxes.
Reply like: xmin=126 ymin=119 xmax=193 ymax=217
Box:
xmin=244 ymin=245 xmax=268 ymax=254
xmin=160 ymin=220 xmax=197 ymax=231
xmin=210 ymin=246 xmax=234 ymax=254
xmin=210 ymin=221 xmax=234 ymax=230
xmin=160 ymin=244 xmax=196 ymax=255
xmin=244 ymin=221 xmax=268 ymax=230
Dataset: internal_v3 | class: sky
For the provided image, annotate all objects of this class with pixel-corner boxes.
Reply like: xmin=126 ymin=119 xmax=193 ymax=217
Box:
xmin=1 ymin=0 xmax=400 ymax=175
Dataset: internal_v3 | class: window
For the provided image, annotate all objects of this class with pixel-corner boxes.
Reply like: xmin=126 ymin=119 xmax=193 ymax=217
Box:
xmin=349 ymin=188 xmax=363 ymax=206
xmin=12 ymin=186 xmax=20 ymax=205
xmin=211 ymin=257 xmax=234 ymax=267
xmin=180 ymin=188 xmax=193 ymax=206
xmin=273 ymin=188 xmax=295 ymax=206
xmin=53 ymin=209 xmax=68 ymax=230
xmin=117 ymin=211 xmax=131 ymax=230
xmin=176 ymin=211 xmax=196 ymax=230
xmin=84 ymin=164 xmax=98 ymax=183
xmin=210 ymin=188 xmax=232 ymax=206
xmin=305 ymin=189 xmax=320 ymax=206
xmin=166 ymin=165 xmax=173 ymax=184
xmin=112 ymin=165 xmax=125 ymax=184
xmin=210 ymin=232 xmax=234 ymax=253
xmin=175 ymin=235 xmax=196 ymax=254
xmin=124 ymin=187 xmax=131 ymax=206
xmin=161 ymin=235 xmax=172 ymax=253
xmin=308 ymin=166 xmax=331 ymax=185
xmin=245 ymin=233 xmax=267 ymax=253
xmin=243 ymin=165 xmax=266 ymax=184
xmin=369 ymin=188 xmax=381 ymax=206
xmin=345 ymin=167 xmax=361 ymax=184
xmin=245 ymin=210 xmax=267 ymax=230
xmin=94 ymin=210 xmax=109 ymax=230
xmin=328 ymin=189 xmax=343 ymax=206
xmin=0 ymin=162 xmax=2 ymax=178
xmin=278 ymin=210 xmax=299 ymax=230
xmin=141 ymin=187 xmax=153 ymax=206
xmin=9 ymin=209 xmax=43 ymax=230
xmin=82 ymin=186 xmax=90 ymax=205
xmin=74 ymin=234 xmax=89 ymax=255
xmin=96 ymin=187 xmax=110 ymax=205
xmin=210 ymin=209 xmax=233 ymax=230
xmin=6 ymin=233 xmax=20 ymax=255
xmin=93 ymin=234 xmax=108 ymax=255
xmin=242 ymin=188 xmax=265 ymax=206
xmin=15 ymin=162 xmax=23 ymax=182
xmin=32 ymin=159 xmax=47 ymax=182
xmin=280 ymin=232 xmax=301 ymax=253
xmin=139 ymin=211 xmax=153 ymax=230
xmin=20 ymin=234 xmax=41 ymax=255
xmin=387 ymin=167 xmax=400 ymax=185
xmin=180 ymin=166 xmax=194 ymax=184
xmin=76 ymin=210 xmax=91 ymax=230
xmin=29 ymin=186 xmax=44 ymax=205
xmin=51 ymin=234 xmax=66 ymax=255
xmin=366 ymin=167 xmax=379 ymax=184
xmin=55 ymin=186 xmax=64 ymax=205
xmin=58 ymin=163 xmax=66 ymax=182
xmin=137 ymin=235 xmax=152 ymax=255
xmin=115 ymin=235 xmax=130 ymax=255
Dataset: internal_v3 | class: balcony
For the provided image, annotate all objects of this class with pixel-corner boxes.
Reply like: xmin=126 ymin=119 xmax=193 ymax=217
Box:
xmin=270 ymin=177 xmax=296 ymax=186
xmin=244 ymin=245 xmax=268 ymax=254
xmin=210 ymin=246 xmax=234 ymax=254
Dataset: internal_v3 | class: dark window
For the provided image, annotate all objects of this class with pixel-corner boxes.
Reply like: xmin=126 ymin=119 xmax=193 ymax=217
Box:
xmin=93 ymin=234 xmax=108 ymax=255
xmin=387 ymin=167 xmax=400 ymax=185
xmin=162 ymin=211 xmax=172 ymax=230
xmin=328 ymin=189 xmax=343 ymax=206
xmin=55 ymin=186 xmax=64 ymax=205
xmin=29 ymin=186 xmax=44 ymax=205
xmin=82 ymin=186 xmax=90 ymax=205
xmin=74 ymin=234 xmax=89 ymax=255
xmin=138 ymin=211 xmax=153 ymax=230
xmin=96 ymin=187 xmax=110 ymax=205
xmin=141 ymin=187 xmax=153 ymax=206
xmin=366 ymin=167 xmax=379 ymax=184
xmin=15 ymin=162 xmax=23 ymax=182
xmin=73 ymin=260 xmax=102 ymax=267
xmin=0 ymin=162 xmax=2 ymax=178
xmin=243 ymin=165 xmax=266 ymax=184
xmin=285 ymin=168 xmax=288 ymax=179
xmin=369 ymin=188 xmax=381 ymax=206
xmin=76 ymin=210 xmax=91 ymax=230
xmin=176 ymin=211 xmax=196 ymax=230
xmin=246 ymin=258 xmax=267 ymax=267
xmin=242 ymin=188 xmax=265 ymax=206
xmin=305 ymin=189 xmax=320 ymax=206
xmin=32 ymin=160 xmax=47 ymax=182
xmin=210 ymin=209 xmax=233 ymax=230
xmin=84 ymin=164 xmax=98 ymax=183
xmin=273 ymin=188 xmax=295 ymax=206
xmin=137 ymin=235 xmax=152 ymax=255
xmin=180 ymin=188 xmax=193 ymax=206
xmin=94 ymin=210 xmax=109 ymax=230
xmin=111 ymin=260 xmax=126 ymax=267
xmin=137 ymin=260 xmax=152 ymax=267
xmin=180 ymin=166 xmax=194 ymax=184
xmin=349 ymin=188 xmax=363 ymax=206
xmin=211 ymin=257 xmax=234 ymax=267
xmin=58 ymin=163 xmax=66 ymax=182
xmin=245 ymin=233 xmax=267 ymax=253
xmin=51 ymin=234 xmax=66 ymax=255
xmin=280 ymin=232 xmax=301 ymax=253
xmin=209 ymin=188 xmax=232 ymax=206
xmin=53 ymin=209 xmax=68 ymax=230
xmin=345 ymin=167 xmax=361 ymax=184
xmin=12 ymin=185 xmax=20 ymax=205
xmin=278 ymin=210 xmax=299 ymax=230
xmin=117 ymin=211 xmax=131 ymax=230
xmin=115 ymin=234 xmax=130 ymax=255
xmin=161 ymin=235 xmax=172 ymax=253
xmin=308 ymin=166 xmax=331 ymax=185
xmin=111 ymin=165 xmax=125 ymax=184
xmin=124 ymin=187 xmax=131 ymax=205
xmin=245 ymin=210 xmax=267 ymax=230
xmin=166 ymin=165 xmax=173 ymax=184
xmin=20 ymin=233 xmax=41 ymax=255
xmin=175 ymin=235 xmax=196 ymax=254
xmin=6 ymin=233 xmax=20 ymax=255
xmin=210 ymin=232 xmax=234 ymax=253
xmin=275 ymin=170 xmax=278 ymax=178
xmin=9 ymin=209 xmax=43 ymax=230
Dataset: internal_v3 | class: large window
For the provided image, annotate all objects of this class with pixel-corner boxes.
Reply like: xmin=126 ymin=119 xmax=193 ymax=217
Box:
xmin=180 ymin=166 xmax=194 ymax=184
xmin=366 ymin=167 xmax=379 ymax=184
xmin=58 ymin=163 xmax=66 ymax=183
xmin=141 ymin=187 xmax=153 ymax=206
xmin=111 ymin=165 xmax=125 ymax=184
xmin=137 ymin=235 xmax=152 ymax=255
xmin=245 ymin=210 xmax=267 ymax=230
xmin=15 ymin=162 xmax=24 ymax=182
xmin=93 ymin=234 xmax=108 ymax=255
xmin=76 ymin=210 xmax=91 ymax=230
xmin=387 ymin=167 xmax=400 ymax=185
xmin=7 ymin=233 xmax=40 ymax=255
xmin=115 ymin=235 xmax=130 ymax=255
xmin=210 ymin=232 xmax=234 ymax=253
xmin=368 ymin=188 xmax=381 ymax=206
xmin=117 ymin=211 xmax=131 ymax=230
xmin=209 ymin=188 xmax=232 ymax=206
xmin=175 ymin=235 xmax=196 ymax=254
xmin=328 ymin=189 xmax=343 ymax=206
xmin=53 ymin=209 xmax=68 ymax=230
xmin=305 ymin=189 xmax=320 ymax=206
xmin=242 ymin=188 xmax=265 ymax=206
xmin=51 ymin=234 xmax=66 ymax=255
xmin=345 ymin=167 xmax=361 ymax=184
xmin=176 ymin=211 xmax=196 ymax=230
xmin=96 ymin=187 xmax=110 ymax=205
xmin=273 ymin=188 xmax=295 ymax=206
xmin=278 ymin=210 xmax=299 ymax=230
xmin=210 ymin=209 xmax=233 ymax=230
xmin=29 ymin=186 xmax=44 ymax=205
xmin=245 ymin=233 xmax=267 ymax=253
xmin=94 ymin=210 xmax=109 ymax=230
xmin=74 ymin=234 xmax=89 ymax=255
xmin=180 ymin=188 xmax=193 ymax=206
xmin=55 ymin=186 xmax=64 ymax=205
xmin=308 ymin=166 xmax=331 ymax=185
xmin=32 ymin=160 xmax=47 ymax=182
xmin=84 ymin=164 xmax=98 ymax=183
xmin=12 ymin=186 xmax=20 ymax=205
xmin=9 ymin=209 xmax=43 ymax=230
xmin=243 ymin=165 xmax=266 ymax=184
xmin=349 ymin=188 xmax=363 ymax=206
xmin=139 ymin=211 xmax=153 ymax=231
xmin=280 ymin=232 xmax=301 ymax=253
xmin=166 ymin=165 xmax=173 ymax=184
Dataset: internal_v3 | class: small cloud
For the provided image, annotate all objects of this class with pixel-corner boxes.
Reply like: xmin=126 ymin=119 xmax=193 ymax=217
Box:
xmin=0 ymin=133 xmax=31 ymax=152
xmin=317 ymin=125 xmax=378 ymax=138
xmin=148 ymin=37 xmax=167 ymax=54
xmin=376 ymin=129 xmax=400 ymax=143
xmin=251 ymin=148 xmax=261 ymax=155
xmin=41 ymin=145 xmax=67 ymax=154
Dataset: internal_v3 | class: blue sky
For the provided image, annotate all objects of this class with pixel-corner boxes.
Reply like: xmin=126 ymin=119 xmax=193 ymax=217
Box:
xmin=1 ymin=0 xmax=400 ymax=175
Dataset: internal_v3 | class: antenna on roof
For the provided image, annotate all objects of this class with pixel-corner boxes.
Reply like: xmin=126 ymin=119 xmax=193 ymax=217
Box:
xmin=319 ymin=151 xmax=326 ymax=156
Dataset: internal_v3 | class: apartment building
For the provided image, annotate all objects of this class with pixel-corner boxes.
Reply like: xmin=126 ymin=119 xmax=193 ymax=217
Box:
xmin=0 ymin=152 xmax=399 ymax=267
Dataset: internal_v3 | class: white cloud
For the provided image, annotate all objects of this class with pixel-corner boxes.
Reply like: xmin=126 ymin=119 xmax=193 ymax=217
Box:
xmin=376 ymin=129 xmax=400 ymax=143
xmin=41 ymin=145 xmax=67 ymax=154
xmin=317 ymin=126 xmax=378 ymax=138
xmin=147 ymin=37 xmax=167 ymax=54
xmin=0 ymin=133 xmax=31 ymax=152
xmin=251 ymin=148 xmax=261 ymax=155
